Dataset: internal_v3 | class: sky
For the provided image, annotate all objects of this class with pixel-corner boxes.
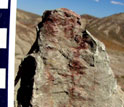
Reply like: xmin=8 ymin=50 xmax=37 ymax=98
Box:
xmin=17 ymin=0 xmax=124 ymax=18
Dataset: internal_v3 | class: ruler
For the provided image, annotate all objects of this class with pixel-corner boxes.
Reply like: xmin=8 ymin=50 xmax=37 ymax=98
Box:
xmin=0 ymin=0 xmax=16 ymax=107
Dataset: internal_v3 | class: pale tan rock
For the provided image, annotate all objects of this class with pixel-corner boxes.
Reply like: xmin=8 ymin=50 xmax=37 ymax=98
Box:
xmin=15 ymin=8 xmax=124 ymax=107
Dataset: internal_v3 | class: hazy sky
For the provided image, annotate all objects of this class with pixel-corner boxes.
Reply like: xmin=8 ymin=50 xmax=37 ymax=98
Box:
xmin=17 ymin=0 xmax=124 ymax=17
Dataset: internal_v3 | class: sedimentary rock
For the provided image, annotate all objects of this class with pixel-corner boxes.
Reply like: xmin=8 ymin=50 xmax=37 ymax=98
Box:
xmin=15 ymin=8 xmax=124 ymax=107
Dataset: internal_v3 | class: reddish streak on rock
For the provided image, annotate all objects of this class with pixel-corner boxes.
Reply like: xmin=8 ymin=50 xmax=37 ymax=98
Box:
xmin=51 ymin=16 xmax=61 ymax=25
xmin=76 ymin=41 xmax=88 ymax=50
xmin=47 ymin=71 xmax=54 ymax=81
xmin=75 ymin=35 xmax=82 ymax=43
xmin=45 ymin=66 xmax=54 ymax=81
xmin=69 ymin=18 xmax=75 ymax=24
xmin=64 ymin=26 xmax=74 ymax=38
xmin=77 ymin=76 xmax=81 ymax=84
xmin=73 ymin=37 xmax=88 ymax=58
xmin=70 ymin=60 xmax=83 ymax=70
xmin=73 ymin=50 xmax=80 ymax=58
xmin=44 ymin=20 xmax=58 ymax=36
xmin=59 ymin=73 xmax=71 ymax=78
xmin=51 ymin=16 xmax=57 ymax=22
xmin=69 ymin=87 xmax=75 ymax=96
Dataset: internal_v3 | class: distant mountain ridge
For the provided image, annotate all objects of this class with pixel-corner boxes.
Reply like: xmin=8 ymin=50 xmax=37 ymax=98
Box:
xmin=81 ymin=14 xmax=98 ymax=23
xmin=81 ymin=13 xmax=124 ymax=51
xmin=17 ymin=9 xmax=41 ymax=26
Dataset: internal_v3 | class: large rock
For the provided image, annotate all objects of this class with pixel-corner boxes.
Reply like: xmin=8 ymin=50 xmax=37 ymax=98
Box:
xmin=15 ymin=8 xmax=124 ymax=107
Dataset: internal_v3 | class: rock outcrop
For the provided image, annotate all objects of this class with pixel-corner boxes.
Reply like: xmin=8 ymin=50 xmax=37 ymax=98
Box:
xmin=15 ymin=8 xmax=124 ymax=107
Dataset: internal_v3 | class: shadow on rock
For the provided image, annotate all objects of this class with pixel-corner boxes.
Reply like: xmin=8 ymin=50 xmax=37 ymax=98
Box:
xmin=15 ymin=56 xmax=36 ymax=107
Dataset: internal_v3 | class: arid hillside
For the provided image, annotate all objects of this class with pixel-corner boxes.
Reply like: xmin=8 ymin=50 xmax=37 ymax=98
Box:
xmin=15 ymin=9 xmax=124 ymax=91
xmin=15 ymin=9 xmax=41 ymax=74
xmin=81 ymin=13 xmax=124 ymax=51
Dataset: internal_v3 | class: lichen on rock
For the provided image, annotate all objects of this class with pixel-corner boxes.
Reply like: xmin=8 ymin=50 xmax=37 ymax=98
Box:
xmin=15 ymin=8 xmax=124 ymax=107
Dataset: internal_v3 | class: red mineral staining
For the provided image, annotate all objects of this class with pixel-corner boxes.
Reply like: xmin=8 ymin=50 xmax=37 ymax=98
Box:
xmin=69 ymin=60 xmax=83 ymax=70
xmin=74 ymin=35 xmax=82 ymax=43
xmin=76 ymin=41 xmax=88 ymax=50
xmin=43 ymin=20 xmax=57 ymax=36
xmin=58 ymin=73 xmax=71 ymax=78
xmin=45 ymin=66 xmax=54 ymax=81
xmin=73 ymin=50 xmax=80 ymax=58
xmin=47 ymin=71 xmax=54 ymax=81
xmin=69 ymin=87 xmax=75 ymax=95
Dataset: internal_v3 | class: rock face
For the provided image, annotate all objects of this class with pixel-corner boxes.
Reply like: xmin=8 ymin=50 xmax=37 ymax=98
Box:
xmin=15 ymin=8 xmax=124 ymax=107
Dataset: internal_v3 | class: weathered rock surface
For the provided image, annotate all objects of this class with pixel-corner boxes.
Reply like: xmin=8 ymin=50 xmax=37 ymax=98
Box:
xmin=15 ymin=8 xmax=124 ymax=107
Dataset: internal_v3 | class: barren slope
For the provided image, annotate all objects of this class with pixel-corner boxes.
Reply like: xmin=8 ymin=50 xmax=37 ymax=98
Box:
xmin=82 ymin=13 xmax=124 ymax=51
xmin=15 ymin=9 xmax=41 ymax=74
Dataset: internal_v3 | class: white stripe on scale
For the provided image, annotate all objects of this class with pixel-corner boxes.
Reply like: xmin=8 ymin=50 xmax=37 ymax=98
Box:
xmin=0 ymin=68 xmax=6 ymax=89
xmin=0 ymin=28 xmax=7 ymax=49
xmin=0 ymin=0 xmax=8 ymax=9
